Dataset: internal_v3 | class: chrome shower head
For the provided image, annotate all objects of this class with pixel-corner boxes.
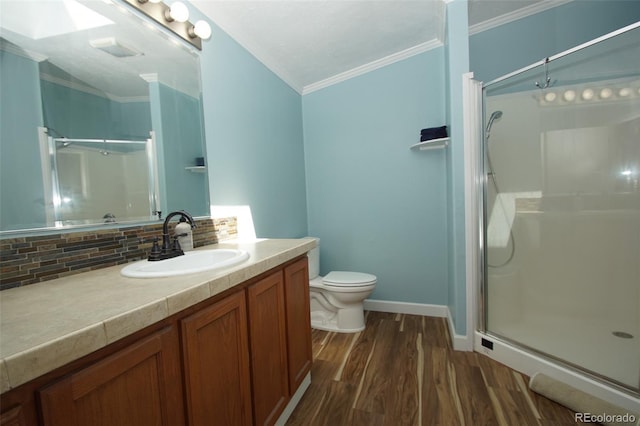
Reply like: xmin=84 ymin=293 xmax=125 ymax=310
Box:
xmin=486 ymin=110 xmax=503 ymax=134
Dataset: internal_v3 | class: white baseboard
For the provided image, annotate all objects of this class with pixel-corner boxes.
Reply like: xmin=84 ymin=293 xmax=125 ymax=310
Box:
xmin=364 ymin=299 xmax=448 ymax=317
xmin=275 ymin=372 xmax=311 ymax=426
xmin=363 ymin=299 xmax=473 ymax=351
xmin=447 ymin=308 xmax=473 ymax=351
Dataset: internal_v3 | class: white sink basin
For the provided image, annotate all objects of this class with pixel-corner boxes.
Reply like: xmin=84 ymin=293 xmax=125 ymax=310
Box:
xmin=121 ymin=249 xmax=250 ymax=278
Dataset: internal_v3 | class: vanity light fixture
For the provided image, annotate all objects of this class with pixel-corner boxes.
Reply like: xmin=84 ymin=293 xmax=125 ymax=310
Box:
xmin=123 ymin=0 xmax=210 ymax=49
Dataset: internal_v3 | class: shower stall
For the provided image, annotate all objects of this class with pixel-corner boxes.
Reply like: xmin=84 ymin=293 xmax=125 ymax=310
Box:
xmin=480 ymin=22 xmax=640 ymax=398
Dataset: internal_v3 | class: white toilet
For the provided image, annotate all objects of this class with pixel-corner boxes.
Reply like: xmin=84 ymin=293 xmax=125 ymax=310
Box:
xmin=306 ymin=238 xmax=377 ymax=333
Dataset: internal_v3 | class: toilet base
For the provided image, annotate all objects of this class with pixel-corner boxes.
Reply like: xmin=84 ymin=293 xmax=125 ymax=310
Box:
xmin=310 ymin=307 xmax=365 ymax=333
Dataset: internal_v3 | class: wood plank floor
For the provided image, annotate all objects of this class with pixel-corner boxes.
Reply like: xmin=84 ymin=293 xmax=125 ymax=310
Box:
xmin=287 ymin=311 xmax=588 ymax=426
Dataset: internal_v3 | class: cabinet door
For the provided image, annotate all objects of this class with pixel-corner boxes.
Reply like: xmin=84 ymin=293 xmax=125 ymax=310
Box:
xmin=39 ymin=326 xmax=184 ymax=426
xmin=283 ymin=257 xmax=312 ymax=393
xmin=181 ymin=291 xmax=252 ymax=426
xmin=247 ymin=271 xmax=289 ymax=426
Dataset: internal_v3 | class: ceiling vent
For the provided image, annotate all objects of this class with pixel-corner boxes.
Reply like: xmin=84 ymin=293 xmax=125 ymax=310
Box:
xmin=89 ymin=37 xmax=142 ymax=58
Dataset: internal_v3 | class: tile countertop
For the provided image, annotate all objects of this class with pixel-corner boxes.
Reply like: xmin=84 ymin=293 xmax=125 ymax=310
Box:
xmin=0 ymin=238 xmax=316 ymax=394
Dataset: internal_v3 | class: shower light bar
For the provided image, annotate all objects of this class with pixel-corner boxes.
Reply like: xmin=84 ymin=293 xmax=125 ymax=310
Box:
xmin=538 ymin=78 xmax=640 ymax=107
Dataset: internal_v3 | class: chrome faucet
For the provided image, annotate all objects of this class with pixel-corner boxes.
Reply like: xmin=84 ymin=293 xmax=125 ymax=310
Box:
xmin=148 ymin=210 xmax=196 ymax=261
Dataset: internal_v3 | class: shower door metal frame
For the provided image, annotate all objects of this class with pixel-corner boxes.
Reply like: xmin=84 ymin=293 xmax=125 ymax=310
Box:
xmin=483 ymin=21 xmax=640 ymax=90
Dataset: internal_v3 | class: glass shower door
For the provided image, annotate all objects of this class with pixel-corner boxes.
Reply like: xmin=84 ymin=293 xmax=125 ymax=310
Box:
xmin=482 ymin=24 xmax=640 ymax=394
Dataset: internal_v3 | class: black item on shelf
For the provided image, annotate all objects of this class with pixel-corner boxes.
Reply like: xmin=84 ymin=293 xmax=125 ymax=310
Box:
xmin=420 ymin=126 xmax=448 ymax=141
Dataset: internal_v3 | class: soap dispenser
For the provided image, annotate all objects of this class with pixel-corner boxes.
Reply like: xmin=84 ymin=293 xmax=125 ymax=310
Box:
xmin=175 ymin=217 xmax=194 ymax=251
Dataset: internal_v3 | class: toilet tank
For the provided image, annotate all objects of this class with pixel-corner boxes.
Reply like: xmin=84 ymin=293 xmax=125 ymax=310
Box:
xmin=304 ymin=237 xmax=320 ymax=279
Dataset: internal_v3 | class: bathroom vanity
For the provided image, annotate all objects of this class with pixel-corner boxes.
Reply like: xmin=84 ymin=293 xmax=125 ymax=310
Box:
xmin=0 ymin=238 xmax=315 ymax=426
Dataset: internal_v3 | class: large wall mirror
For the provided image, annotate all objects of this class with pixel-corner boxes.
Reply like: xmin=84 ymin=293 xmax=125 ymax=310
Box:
xmin=0 ymin=0 xmax=209 ymax=234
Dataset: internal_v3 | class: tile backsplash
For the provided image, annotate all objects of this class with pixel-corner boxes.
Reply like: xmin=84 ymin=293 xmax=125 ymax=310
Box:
xmin=0 ymin=217 xmax=237 ymax=290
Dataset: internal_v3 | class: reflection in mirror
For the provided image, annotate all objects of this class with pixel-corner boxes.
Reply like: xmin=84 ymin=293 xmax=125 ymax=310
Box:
xmin=0 ymin=0 xmax=209 ymax=234
xmin=47 ymin=135 xmax=157 ymax=226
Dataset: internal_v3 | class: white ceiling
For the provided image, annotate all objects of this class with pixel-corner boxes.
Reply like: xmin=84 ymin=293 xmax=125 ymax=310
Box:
xmin=191 ymin=0 xmax=560 ymax=93
xmin=0 ymin=0 xmax=201 ymax=99
xmin=0 ymin=0 xmax=567 ymax=98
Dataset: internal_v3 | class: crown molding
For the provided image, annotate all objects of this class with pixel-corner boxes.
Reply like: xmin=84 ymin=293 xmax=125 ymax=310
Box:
xmin=207 ymin=0 xmax=573 ymax=96
xmin=0 ymin=40 xmax=48 ymax=62
xmin=209 ymin=15 xmax=443 ymax=95
xmin=139 ymin=73 xmax=159 ymax=83
xmin=469 ymin=0 xmax=574 ymax=36
xmin=302 ymin=39 xmax=443 ymax=95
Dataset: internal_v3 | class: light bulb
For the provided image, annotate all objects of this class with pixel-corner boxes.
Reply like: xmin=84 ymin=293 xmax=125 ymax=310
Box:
xmin=167 ymin=2 xmax=189 ymax=22
xmin=563 ymin=90 xmax=576 ymax=102
xmin=192 ymin=20 xmax=212 ymax=40
xmin=149 ymin=0 xmax=162 ymax=3
xmin=544 ymin=92 xmax=556 ymax=102
xmin=581 ymin=88 xmax=594 ymax=101
xmin=618 ymin=87 xmax=632 ymax=97
xmin=600 ymin=88 xmax=612 ymax=99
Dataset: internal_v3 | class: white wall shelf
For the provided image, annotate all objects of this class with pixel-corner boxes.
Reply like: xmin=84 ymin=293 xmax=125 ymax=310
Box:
xmin=185 ymin=166 xmax=206 ymax=173
xmin=410 ymin=137 xmax=449 ymax=151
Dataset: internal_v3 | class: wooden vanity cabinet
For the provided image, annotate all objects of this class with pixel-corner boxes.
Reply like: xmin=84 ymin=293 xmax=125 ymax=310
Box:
xmin=38 ymin=326 xmax=184 ymax=426
xmin=0 ymin=255 xmax=312 ymax=426
xmin=181 ymin=291 xmax=253 ymax=426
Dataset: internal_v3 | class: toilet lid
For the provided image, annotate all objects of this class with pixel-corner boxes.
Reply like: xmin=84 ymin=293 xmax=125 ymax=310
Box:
xmin=322 ymin=271 xmax=377 ymax=287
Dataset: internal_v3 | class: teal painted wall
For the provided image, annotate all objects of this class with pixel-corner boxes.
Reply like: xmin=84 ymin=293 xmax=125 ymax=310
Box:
xmin=194 ymin=10 xmax=308 ymax=238
xmin=302 ymin=51 xmax=449 ymax=304
xmin=470 ymin=0 xmax=640 ymax=83
xmin=155 ymin=83 xmax=209 ymax=217
xmin=41 ymin=80 xmax=111 ymax=139
xmin=445 ymin=0 xmax=470 ymax=335
xmin=40 ymin=78 xmax=151 ymax=140
xmin=0 ymin=50 xmax=45 ymax=230
xmin=114 ymin=101 xmax=154 ymax=140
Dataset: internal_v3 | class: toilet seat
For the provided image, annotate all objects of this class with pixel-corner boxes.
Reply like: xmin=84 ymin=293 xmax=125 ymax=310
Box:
xmin=322 ymin=271 xmax=377 ymax=287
